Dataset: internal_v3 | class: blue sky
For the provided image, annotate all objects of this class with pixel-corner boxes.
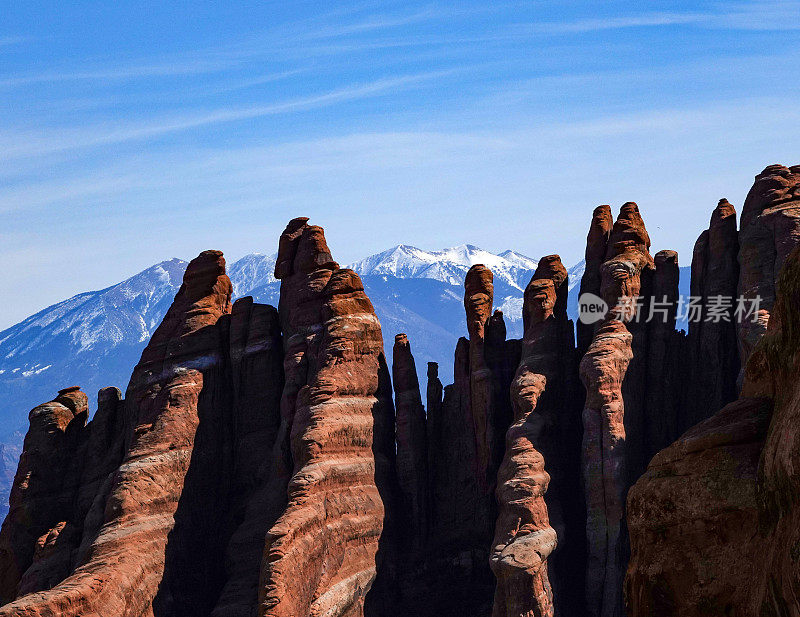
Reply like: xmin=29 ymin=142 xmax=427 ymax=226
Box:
xmin=2 ymin=1 xmax=800 ymax=329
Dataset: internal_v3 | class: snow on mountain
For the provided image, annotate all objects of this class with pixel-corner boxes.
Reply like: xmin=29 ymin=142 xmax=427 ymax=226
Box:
xmin=227 ymin=253 xmax=277 ymax=298
xmin=349 ymin=244 xmax=539 ymax=292
xmin=567 ymin=260 xmax=586 ymax=291
xmin=0 ymin=245 xmax=582 ymax=517
xmin=0 ymin=257 xmax=189 ymax=515
xmin=1 ymin=258 xmax=187 ymax=366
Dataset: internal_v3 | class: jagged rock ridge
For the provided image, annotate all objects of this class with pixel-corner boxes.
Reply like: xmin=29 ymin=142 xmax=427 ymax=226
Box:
xmin=1 ymin=164 xmax=799 ymax=617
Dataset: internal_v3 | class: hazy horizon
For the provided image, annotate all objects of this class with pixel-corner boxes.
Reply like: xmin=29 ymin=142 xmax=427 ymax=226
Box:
xmin=3 ymin=1 xmax=800 ymax=329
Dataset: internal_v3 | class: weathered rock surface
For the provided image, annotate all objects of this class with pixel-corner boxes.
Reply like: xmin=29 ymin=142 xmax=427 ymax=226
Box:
xmin=576 ymin=205 xmax=614 ymax=357
xmin=684 ymin=200 xmax=740 ymax=431
xmin=208 ymin=297 xmax=285 ymax=617
xmin=392 ymin=334 xmax=428 ymax=552
xmin=259 ymin=218 xmax=394 ymax=617
xmin=465 ymin=265 xmax=501 ymax=495
xmin=393 ymin=266 xmax=518 ymax=616
xmin=580 ymin=319 xmax=632 ymax=617
xmin=0 ymin=387 xmax=88 ymax=603
xmin=737 ymin=164 xmax=800 ymax=368
xmin=609 ymin=203 xmax=656 ymax=487
xmin=626 ymin=243 xmax=800 ymax=617
xmin=0 ymin=250 xmax=233 ymax=616
xmin=520 ymin=256 xmax=585 ymax=616
xmin=6 ymin=165 xmax=800 ymax=617
xmin=490 ymin=277 xmax=558 ymax=617
xmin=581 ymin=202 xmax=654 ymax=617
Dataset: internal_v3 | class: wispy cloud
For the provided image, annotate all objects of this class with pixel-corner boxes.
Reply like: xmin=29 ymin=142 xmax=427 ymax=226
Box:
xmin=0 ymin=6 xmax=472 ymax=90
xmin=512 ymin=2 xmax=800 ymax=35
xmin=0 ymin=69 xmax=459 ymax=162
xmin=298 ymin=8 xmax=444 ymax=40
xmin=0 ymin=35 xmax=30 ymax=47
xmin=711 ymin=0 xmax=800 ymax=30
xmin=517 ymin=13 xmax=705 ymax=35
xmin=5 ymin=94 xmax=799 ymax=214
xmin=0 ymin=57 xmax=238 ymax=89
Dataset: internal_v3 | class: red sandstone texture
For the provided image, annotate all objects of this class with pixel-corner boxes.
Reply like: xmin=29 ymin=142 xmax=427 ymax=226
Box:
xmin=259 ymin=218 xmax=394 ymax=617
xmin=4 ymin=165 xmax=800 ymax=617
xmin=0 ymin=250 xmax=233 ymax=616
xmin=576 ymin=206 xmax=614 ymax=357
xmin=519 ymin=256 xmax=585 ymax=617
xmin=490 ymin=278 xmax=558 ymax=617
xmin=580 ymin=202 xmax=653 ymax=617
xmin=0 ymin=387 xmax=89 ymax=603
xmin=465 ymin=265 xmax=500 ymax=495
xmin=685 ymin=200 xmax=739 ymax=430
xmin=737 ymin=165 xmax=800 ymax=368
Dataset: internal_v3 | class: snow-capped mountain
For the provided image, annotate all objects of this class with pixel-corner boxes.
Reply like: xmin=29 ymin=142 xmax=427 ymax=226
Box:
xmin=227 ymin=253 xmax=277 ymax=298
xmin=0 ymin=258 xmax=188 ymax=434
xmin=349 ymin=244 xmax=545 ymax=342
xmin=567 ymin=260 xmax=586 ymax=291
xmin=349 ymin=244 xmax=539 ymax=292
xmin=1 ymin=259 xmax=187 ymax=365
xmin=0 ymin=259 xmax=189 ymax=516
xmin=0 ymin=244 xmax=579 ymax=517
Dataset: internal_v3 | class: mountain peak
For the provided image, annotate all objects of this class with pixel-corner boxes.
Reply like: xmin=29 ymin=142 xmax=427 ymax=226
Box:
xmin=350 ymin=244 xmax=541 ymax=291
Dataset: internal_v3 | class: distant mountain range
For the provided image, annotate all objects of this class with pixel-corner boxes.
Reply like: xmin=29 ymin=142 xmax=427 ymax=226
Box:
xmin=0 ymin=242 xmax=686 ymax=516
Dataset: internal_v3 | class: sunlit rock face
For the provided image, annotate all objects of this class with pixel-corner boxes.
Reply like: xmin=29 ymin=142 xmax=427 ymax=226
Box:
xmin=2 ymin=164 xmax=800 ymax=617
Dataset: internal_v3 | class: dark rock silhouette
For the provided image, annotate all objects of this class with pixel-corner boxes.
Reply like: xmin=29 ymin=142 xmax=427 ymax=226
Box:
xmin=737 ymin=164 xmax=800 ymax=369
xmin=392 ymin=334 xmax=428 ymax=552
xmin=626 ymin=243 xmax=800 ymax=616
xmin=2 ymin=166 xmax=799 ymax=617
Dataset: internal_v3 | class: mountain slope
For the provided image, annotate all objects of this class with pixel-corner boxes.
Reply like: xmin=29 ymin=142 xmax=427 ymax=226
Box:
xmin=350 ymin=244 xmax=538 ymax=291
xmin=0 ymin=259 xmax=187 ymax=438
xmin=0 ymin=244 xmax=557 ymax=517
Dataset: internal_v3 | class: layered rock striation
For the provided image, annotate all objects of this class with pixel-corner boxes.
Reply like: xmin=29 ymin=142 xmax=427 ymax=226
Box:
xmin=490 ymin=276 xmax=559 ymax=617
xmin=737 ymin=165 xmax=800 ymax=368
xmin=259 ymin=218 xmax=394 ymax=617
xmin=3 ymin=165 xmax=800 ymax=617
xmin=0 ymin=250 xmax=235 ymax=616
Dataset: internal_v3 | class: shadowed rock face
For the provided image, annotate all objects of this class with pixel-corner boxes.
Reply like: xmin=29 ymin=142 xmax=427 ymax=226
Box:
xmin=644 ymin=250 xmax=683 ymax=457
xmin=425 ymin=361 xmax=443 ymax=504
xmin=520 ymin=256 xmax=585 ymax=617
xmin=385 ymin=265 xmax=518 ymax=617
xmin=208 ymin=297 xmax=285 ymax=617
xmin=685 ymin=200 xmax=739 ymax=430
xmin=465 ymin=265 xmax=500 ymax=495
xmin=0 ymin=387 xmax=89 ymax=603
xmin=577 ymin=206 xmax=614 ymax=357
xmin=392 ymin=334 xmax=428 ymax=552
xmin=6 ymin=166 xmax=800 ymax=617
xmin=626 ymin=243 xmax=800 ymax=617
xmin=737 ymin=165 xmax=800 ymax=369
xmin=259 ymin=218 xmax=393 ymax=617
xmin=581 ymin=202 xmax=654 ymax=617
xmin=0 ymin=385 xmax=125 ymax=604
xmin=0 ymin=250 xmax=234 ymax=617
